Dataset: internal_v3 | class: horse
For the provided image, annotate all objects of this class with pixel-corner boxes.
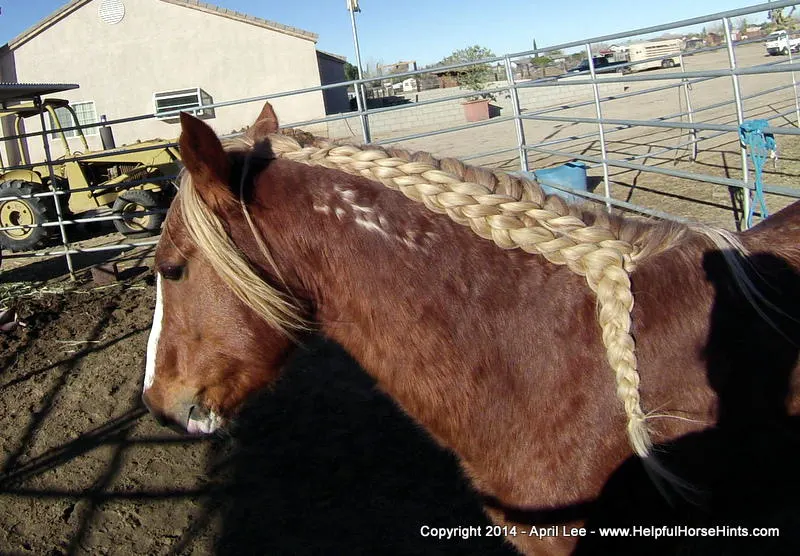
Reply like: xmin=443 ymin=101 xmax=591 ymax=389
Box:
xmin=141 ymin=102 xmax=800 ymax=555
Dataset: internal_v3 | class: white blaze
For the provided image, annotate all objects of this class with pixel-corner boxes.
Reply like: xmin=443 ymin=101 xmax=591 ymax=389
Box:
xmin=144 ymin=274 xmax=164 ymax=393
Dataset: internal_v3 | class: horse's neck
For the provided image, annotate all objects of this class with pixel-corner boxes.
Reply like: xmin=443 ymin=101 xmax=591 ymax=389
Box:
xmin=244 ymin=160 xmax=757 ymax=507
xmin=249 ymin=161 xmax=590 ymax=460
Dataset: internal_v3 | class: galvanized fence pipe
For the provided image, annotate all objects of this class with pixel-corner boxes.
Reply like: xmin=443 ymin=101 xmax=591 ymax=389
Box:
xmin=371 ymin=115 xmax=518 ymax=146
xmin=529 ymin=91 xmax=800 ymax=167
xmin=523 ymin=142 xmax=800 ymax=200
xmin=585 ymin=43 xmax=612 ymax=209
xmin=786 ymin=39 xmax=800 ymax=127
xmin=679 ymin=54 xmax=699 ymax=161
xmin=0 ymin=211 xmax=169 ymax=234
xmin=529 ymin=64 xmax=800 ymax=88
xmin=520 ymin=114 xmax=800 ymax=137
xmin=34 ymin=97 xmax=74 ymax=276
xmin=460 ymin=146 xmax=520 ymax=162
xmin=1 ymin=239 xmax=158 ymax=262
xmin=514 ymin=86 xmax=799 ymax=161
xmin=504 ymin=55 xmax=528 ymax=173
xmin=722 ymin=16 xmax=750 ymax=227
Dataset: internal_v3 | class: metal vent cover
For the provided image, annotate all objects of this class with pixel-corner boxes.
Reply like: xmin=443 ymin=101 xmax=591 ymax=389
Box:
xmin=98 ymin=0 xmax=125 ymax=25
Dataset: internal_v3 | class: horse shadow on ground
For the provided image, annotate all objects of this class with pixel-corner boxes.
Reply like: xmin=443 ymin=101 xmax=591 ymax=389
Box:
xmin=204 ymin=338 xmax=517 ymax=555
xmin=576 ymin=251 xmax=800 ymax=555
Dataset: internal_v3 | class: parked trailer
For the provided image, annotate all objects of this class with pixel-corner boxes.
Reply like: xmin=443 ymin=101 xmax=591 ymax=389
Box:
xmin=627 ymin=39 xmax=682 ymax=72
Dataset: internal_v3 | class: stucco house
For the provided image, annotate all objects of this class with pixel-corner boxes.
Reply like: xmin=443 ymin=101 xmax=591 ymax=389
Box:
xmin=0 ymin=0 xmax=348 ymax=164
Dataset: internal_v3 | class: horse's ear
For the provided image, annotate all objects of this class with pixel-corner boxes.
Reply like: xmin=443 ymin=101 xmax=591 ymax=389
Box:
xmin=245 ymin=102 xmax=280 ymax=142
xmin=179 ymin=112 xmax=234 ymax=211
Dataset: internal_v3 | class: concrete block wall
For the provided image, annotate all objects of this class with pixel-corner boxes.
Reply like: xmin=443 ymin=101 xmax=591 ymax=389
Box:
xmin=326 ymin=75 xmax=625 ymax=143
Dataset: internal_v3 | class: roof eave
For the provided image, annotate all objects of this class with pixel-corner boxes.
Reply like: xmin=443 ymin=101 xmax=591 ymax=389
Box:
xmin=160 ymin=0 xmax=318 ymax=43
xmin=4 ymin=0 xmax=318 ymax=51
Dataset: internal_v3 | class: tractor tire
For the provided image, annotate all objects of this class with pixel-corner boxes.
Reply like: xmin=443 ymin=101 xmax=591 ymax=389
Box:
xmin=112 ymin=189 xmax=165 ymax=237
xmin=782 ymin=48 xmax=789 ymax=56
xmin=661 ymin=59 xmax=676 ymax=69
xmin=0 ymin=180 xmax=55 ymax=252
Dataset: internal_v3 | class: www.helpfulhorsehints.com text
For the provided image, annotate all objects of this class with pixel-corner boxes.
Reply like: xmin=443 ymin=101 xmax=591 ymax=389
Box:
xmin=418 ymin=524 xmax=781 ymax=541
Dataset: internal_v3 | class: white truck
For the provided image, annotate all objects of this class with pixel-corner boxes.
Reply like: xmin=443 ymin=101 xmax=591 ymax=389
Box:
xmin=765 ymin=30 xmax=800 ymax=56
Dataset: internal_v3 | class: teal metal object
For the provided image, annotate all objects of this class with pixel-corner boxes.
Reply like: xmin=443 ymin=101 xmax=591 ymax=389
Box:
xmin=520 ymin=161 xmax=589 ymax=204
xmin=739 ymin=120 xmax=777 ymax=228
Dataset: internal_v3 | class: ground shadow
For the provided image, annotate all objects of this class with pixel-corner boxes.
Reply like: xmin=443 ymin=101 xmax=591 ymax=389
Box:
xmin=1 ymin=244 xmax=155 ymax=283
xmin=352 ymin=96 xmax=413 ymax=111
xmin=1 ymin=250 xmax=112 ymax=283
xmin=207 ymin=337 xmax=517 ymax=555
xmin=586 ymin=175 xmax=602 ymax=193
xmin=574 ymin=251 xmax=800 ymax=555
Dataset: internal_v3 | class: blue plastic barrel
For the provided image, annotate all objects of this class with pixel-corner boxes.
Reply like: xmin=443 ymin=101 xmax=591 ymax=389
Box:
xmin=517 ymin=161 xmax=588 ymax=204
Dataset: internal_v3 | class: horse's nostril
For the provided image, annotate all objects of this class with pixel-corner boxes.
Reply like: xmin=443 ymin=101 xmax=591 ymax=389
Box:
xmin=188 ymin=404 xmax=208 ymax=422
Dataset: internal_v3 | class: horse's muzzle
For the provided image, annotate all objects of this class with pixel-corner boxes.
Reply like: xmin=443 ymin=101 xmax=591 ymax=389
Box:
xmin=142 ymin=391 xmax=194 ymax=434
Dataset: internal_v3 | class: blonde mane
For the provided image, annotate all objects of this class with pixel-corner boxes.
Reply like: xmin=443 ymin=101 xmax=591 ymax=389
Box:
xmin=178 ymin=128 xmax=750 ymax=459
xmin=177 ymin=135 xmax=308 ymax=339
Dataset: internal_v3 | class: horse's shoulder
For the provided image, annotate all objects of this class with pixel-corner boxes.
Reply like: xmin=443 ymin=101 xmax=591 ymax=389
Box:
xmin=744 ymin=199 xmax=800 ymax=245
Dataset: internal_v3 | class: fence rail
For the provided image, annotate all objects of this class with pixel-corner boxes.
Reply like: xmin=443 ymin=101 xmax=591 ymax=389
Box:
xmin=2 ymin=0 xmax=800 ymax=279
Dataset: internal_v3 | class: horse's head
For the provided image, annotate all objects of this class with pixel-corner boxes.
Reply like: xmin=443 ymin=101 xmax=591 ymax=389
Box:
xmin=142 ymin=103 xmax=306 ymax=434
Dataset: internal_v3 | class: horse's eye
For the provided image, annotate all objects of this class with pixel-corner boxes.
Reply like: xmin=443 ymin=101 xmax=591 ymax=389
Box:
xmin=159 ymin=264 xmax=184 ymax=281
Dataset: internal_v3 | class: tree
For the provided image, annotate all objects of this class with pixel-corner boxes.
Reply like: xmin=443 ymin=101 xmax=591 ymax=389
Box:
xmin=361 ymin=57 xmax=385 ymax=78
xmin=344 ymin=62 xmax=359 ymax=82
xmin=707 ymin=22 xmax=726 ymax=36
xmin=768 ymin=7 xmax=797 ymax=31
xmin=438 ymin=45 xmax=496 ymax=100
xmin=737 ymin=17 xmax=750 ymax=34
xmin=531 ymin=56 xmax=552 ymax=68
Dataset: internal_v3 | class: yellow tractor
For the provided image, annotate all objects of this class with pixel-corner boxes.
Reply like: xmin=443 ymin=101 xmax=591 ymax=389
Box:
xmin=0 ymin=95 xmax=181 ymax=252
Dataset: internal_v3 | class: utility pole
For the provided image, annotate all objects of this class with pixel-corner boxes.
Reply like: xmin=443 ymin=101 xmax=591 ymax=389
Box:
xmin=347 ymin=0 xmax=371 ymax=143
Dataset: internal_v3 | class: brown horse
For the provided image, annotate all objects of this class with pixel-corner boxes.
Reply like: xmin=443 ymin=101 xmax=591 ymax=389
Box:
xmin=142 ymin=103 xmax=800 ymax=555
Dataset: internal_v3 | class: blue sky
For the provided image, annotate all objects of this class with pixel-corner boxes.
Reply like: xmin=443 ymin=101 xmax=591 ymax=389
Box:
xmin=1 ymin=1 xmax=771 ymax=67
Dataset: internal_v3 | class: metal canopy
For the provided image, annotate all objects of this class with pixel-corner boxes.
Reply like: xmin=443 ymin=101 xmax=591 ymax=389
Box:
xmin=1 ymin=99 xmax=72 ymax=118
xmin=0 ymin=82 xmax=79 ymax=104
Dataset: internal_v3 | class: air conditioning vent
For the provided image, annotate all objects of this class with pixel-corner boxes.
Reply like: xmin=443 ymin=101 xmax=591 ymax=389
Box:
xmin=153 ymin=88 xmax=214 ymax=122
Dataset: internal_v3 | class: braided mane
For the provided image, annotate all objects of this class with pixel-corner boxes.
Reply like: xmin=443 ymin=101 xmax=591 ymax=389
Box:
xmin=267 ymin=131 xmax=748 ymax=459
xmin=184 ymin=126 xmax=748 ymax=459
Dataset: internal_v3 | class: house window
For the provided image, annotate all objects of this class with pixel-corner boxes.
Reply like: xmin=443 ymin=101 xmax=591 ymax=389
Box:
xmin=153 ymin=88 xmax=214 ymax=121
xmin=49 ymin=101 xmax=99 ymax=138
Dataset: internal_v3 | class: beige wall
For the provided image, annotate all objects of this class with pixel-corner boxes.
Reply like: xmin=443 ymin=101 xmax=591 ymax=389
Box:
xmin=327 ymin=76 xmax=626 ymax=142
xmin=2 ymin=0 xmax=325 ymax=163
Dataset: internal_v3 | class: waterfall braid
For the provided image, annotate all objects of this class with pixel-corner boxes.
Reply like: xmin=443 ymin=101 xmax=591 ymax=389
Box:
xmin=266 ymin=133 xmax=754 ymax=458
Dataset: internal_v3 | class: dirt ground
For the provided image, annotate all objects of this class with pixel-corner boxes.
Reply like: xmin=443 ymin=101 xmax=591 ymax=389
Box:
xmin=0 ymin=275 xmax=518 ymax=555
